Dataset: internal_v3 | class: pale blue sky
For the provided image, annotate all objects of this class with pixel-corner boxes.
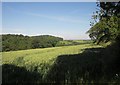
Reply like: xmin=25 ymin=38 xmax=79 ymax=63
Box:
xmin=2 ymin=2 xmax=97 ymax=40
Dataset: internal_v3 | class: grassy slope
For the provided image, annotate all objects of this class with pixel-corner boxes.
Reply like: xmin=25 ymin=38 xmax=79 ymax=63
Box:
xmin=2 ymin=44 xmax=101 ymax=66
xmin=4 ymin=43 xmax=119 ymax=84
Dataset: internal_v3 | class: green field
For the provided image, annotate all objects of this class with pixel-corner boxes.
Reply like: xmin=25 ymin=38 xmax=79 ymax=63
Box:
xmin=2 ymin=42 xmax=119 ymax=84
xmin=3 ymin=44 xmax=101 ymax=66
xmin=2 ymin=43 xmax=103 ymax=84
xmin=56 ymin=40 xmax=93 ymax=46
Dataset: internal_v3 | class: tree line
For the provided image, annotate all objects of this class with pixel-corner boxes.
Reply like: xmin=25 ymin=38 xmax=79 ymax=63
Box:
xmin=2 ymin=34 xmax=63 ymax=52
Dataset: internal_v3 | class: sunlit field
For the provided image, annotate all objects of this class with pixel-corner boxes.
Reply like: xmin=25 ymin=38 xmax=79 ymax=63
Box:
xmin=2 ymin=43 xmax=105 ymax=84
xmin=3 ymin=43 xmax=101 ymax=66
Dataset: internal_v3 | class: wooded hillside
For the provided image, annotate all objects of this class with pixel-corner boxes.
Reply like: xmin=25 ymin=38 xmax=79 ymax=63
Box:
xmin=2 ymin=34 xmax=63 ymax=51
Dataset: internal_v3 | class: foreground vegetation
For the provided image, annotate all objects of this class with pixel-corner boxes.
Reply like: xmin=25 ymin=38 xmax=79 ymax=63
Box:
xmin=2 ymin=42 xmax=120 ymax=84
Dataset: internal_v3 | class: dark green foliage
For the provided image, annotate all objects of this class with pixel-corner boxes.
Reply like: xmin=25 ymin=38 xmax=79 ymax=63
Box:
xmin=2 ymin=34 xmax=63 ymax=52
xmin=102 ymin=42 xmax=120 ymax=81
xmin=2 ymin=64 xmax=42 ymax=85
xmin=87 ymin=2 xmax=120 ymax=44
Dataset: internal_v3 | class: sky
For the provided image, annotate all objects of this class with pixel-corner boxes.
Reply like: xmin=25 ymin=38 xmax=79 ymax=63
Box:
xmin=2 ymin=2 xmax=97 ymax=40
xmin=2 ymin=0 xmax=97 ymax=2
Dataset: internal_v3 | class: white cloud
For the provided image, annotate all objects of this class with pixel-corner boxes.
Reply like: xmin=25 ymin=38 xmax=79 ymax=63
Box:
xmin=53 ymin=32 xmax=90 ymax=40
xmin=4 ymin=6 xmax=85 ymax=24
xmin=26 ymin=12 xmax=85 ymax=24
xmin=64 ymin=34 xmax=90 ymax=40
xmin=4 ymin=5 xmax=86 ymax=24
xmin=2 ymin=27 xmax=90 ymax=40
xmin=2 ymin=5 xmax=90 ymax=39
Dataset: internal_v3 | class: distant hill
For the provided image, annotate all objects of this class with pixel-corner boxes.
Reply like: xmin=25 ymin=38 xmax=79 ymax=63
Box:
xmin=2 ymin=34 xmax=63 ymax=51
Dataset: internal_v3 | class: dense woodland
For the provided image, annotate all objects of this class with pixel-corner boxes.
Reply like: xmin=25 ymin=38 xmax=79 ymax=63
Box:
xmin=2 ymin=34 xmax=63 ymax=51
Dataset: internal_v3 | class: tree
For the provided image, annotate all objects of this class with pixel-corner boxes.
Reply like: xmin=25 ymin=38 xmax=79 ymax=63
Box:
xmin=87 ymin=2 xmax=120 ymax=44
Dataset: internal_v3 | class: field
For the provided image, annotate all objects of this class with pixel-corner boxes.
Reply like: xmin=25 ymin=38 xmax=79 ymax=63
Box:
xmin=56 ymin=40 xmax=93 ymax=46
xmin=2 ymin=41 xmax=120 ymax=84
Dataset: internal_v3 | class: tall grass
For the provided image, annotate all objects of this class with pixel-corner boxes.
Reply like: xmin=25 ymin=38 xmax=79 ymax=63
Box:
xmin=2 ymin=43 xmax=119 ymax=84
